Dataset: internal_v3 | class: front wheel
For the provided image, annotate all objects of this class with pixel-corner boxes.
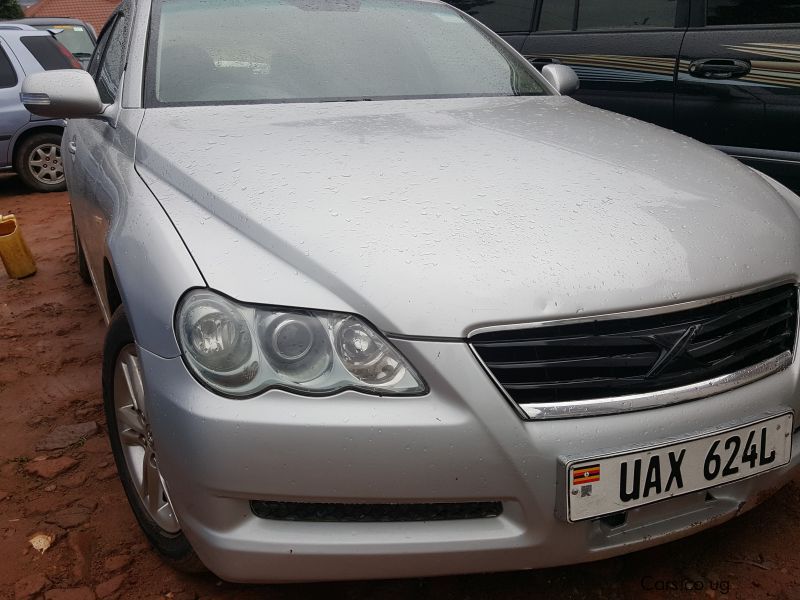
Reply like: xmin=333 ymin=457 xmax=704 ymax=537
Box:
xmin=14 ymin=132 xmax=67 ymax=192
xmin=103 ymin=307 xmax=205 ymax=573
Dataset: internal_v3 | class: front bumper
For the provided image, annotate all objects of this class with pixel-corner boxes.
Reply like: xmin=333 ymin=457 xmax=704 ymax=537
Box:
xmin=140 ymin=337 xmax=800 ymax=583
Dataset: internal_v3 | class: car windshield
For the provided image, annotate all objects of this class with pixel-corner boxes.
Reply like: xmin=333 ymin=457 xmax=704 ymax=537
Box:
xmin=34 ymin=25 xmax=95 ymax=57
xmin=147 ymin=0 xmax=549 ymax=105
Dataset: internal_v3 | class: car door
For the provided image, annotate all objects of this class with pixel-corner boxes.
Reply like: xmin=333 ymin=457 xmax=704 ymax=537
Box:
xmin=675 ymin=0 xmax=800 ymax=192
xmin=70 ymin=7 xmax=131 ymax=285
xmin=445 ymin=0 xmax=535 ymax=51
xmin=521 ymin=0 xmax=690 ymax=130
xmin=68 ymin=16 xmax=113 ymax=272
xmin=0 ymin=40 xmax=27 ymax=167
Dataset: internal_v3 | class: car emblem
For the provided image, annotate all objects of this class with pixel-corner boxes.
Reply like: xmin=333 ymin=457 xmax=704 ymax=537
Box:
xmin=644 ymin=324 xmax=702 ymax=378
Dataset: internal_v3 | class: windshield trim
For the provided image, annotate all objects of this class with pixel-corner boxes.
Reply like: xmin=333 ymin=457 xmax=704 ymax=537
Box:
xmin=144 ymin=91 xmax=546 ymax=108
xmin=143 ymin=0 xmax=552 ymax=108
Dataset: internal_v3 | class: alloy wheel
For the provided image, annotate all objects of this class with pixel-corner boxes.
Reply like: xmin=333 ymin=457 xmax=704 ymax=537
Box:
xmin=113 ymin=345 xmax=181 ymax=533
xmin=28 ymin=143 xmax=65 ymax=186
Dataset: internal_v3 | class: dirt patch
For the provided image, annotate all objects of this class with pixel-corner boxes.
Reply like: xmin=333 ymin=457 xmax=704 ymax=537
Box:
xmin=1 ymin=174 xmax=799 ymax=599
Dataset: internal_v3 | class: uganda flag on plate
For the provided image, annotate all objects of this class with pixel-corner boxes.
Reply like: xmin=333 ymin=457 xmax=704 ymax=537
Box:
xmin=572 ymin=464 xmax=600 ymax=485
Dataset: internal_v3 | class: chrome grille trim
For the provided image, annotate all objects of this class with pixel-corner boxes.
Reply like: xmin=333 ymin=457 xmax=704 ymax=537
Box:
xmin=469 ymin=283 xmax=798 ymax=420
xmin=517 ymin=351 xmax=791 ymax=420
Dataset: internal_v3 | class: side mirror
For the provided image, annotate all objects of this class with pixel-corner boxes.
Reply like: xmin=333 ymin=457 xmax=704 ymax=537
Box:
xmin=541 ymin=64 xmax=580 ymax=96
xmin=21 ymin=69 xmax=104 ymax=119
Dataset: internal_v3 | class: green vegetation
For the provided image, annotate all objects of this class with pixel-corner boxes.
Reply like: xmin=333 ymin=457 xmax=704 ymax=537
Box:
xmin=0 ymin=0 xmax=24 ymax=20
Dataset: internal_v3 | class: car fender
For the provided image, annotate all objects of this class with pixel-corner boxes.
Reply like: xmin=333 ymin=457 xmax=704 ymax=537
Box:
xmin=5 ymin=118 xmax=65 ymax=165
xmin=101 ymin=169 xmax=207 ymax=359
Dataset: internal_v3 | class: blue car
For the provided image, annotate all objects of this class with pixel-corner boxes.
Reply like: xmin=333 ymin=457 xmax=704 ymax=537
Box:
xmin=0 ymin=24 xmax=80 ymax=191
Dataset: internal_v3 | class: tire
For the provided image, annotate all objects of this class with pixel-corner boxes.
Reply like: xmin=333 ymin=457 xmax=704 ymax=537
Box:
xmin=103 ymin=307 xmax=205 ymax=573
xmin=71 ymin=211 xmax=91 ymax=285
xmin=14 ymin=131 xmax=67 ymax=192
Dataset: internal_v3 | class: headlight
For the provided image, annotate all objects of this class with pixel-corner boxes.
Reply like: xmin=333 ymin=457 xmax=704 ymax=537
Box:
xmin=178 ymin=292 xmax=258 ymax=389
xmin=176 ymin=289 xmax=427 ymax=397
xmin=257 ymin=312 xmax=332 ymax=383
xmin=336 ymin=317 xmax=405 ymax=386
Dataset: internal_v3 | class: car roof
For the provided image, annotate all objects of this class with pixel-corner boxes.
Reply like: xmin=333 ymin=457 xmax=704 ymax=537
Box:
xmin=0 ymin=24 xmax=38 ymax=31
xmin=4 ymin=17 xmax=97 ymax=39
xmin=5 ymin=17 xmax=91 ymax=26
xmin=0 ymin=25 xmax=55 ymax=40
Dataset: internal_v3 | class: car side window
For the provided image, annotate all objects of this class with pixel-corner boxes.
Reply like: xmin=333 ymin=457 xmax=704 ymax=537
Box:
xmin=446 ymin=0 xmax=535 ymax=33
xmin=87 ymin=18 xmax=115 ymax=78
xmin=538 ymin=0 xmax=677 ymax=31
xmin=0 ymin=46 xmax=18 ymax=88
xmin=707 ymin=0 xmax=800 ymax=26
xmin=96 ymin=13 xmax=130 ymax=104
xmin=20 ymin=36 xmax=81 ymax=70
xmin=538 ymin=0 xmax=576 ymax=30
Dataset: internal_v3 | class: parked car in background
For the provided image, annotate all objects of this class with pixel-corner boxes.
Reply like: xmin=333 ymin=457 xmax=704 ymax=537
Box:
xmin=21 ymin=0 xmax=800 ymax=584
xmin=446 ymin=0 xmax=800 ymax=192
xmin=4 ymin=18 xmax=97 ymax=67
xmin=0 ymin=24 xmax=80 ymax=191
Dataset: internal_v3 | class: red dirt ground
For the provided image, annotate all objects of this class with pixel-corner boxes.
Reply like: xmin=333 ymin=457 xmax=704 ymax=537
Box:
xmin=1 ymin=174 xmax=799 ymax=600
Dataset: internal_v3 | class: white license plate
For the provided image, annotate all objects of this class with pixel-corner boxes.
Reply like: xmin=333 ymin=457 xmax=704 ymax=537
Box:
xmin=566 ymin=412 xmax=793 ymax=522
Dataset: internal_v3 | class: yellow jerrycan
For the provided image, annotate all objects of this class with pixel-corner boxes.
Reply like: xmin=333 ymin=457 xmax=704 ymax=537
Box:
xmin=0 ymin=214 xmax=37 ymax=279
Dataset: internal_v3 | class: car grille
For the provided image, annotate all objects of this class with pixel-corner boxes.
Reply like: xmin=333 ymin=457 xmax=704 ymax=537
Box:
xmin=471 ymin=284 xmax=797 ymax=412
xmin=250 ymin=500 xmax=503 ymax=522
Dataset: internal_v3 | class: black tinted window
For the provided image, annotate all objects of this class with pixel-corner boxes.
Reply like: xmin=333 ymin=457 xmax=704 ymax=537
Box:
xmin=97 ymin=14 xmax=129 ymax=103
xmin=538 ymin=0 xmax=677 ymax=31
xmin=20 ymin=36 xmax=80 ymax=70
xmin=0 ymin=47 xmax=17 ymax=88
xmin=538 ymin=0 xmax=575 ymax=30
xmin=578 ymin=0 xmax=676 ymax=30
xmin=707 ymin=0 xmax=800 ymax=26
xmin=446 ymin=0 xmax=534 ymax=32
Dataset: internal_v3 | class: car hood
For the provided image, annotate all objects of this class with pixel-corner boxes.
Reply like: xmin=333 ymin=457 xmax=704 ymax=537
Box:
xmin=135 ymin=96 xmax=800 ymax=338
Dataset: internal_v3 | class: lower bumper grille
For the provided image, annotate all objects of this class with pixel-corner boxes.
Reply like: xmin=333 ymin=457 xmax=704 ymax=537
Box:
xmin=250 ymin=500 xmax=503 ymax=522
xmin=471 ymin=284 xmax=798 ymax=418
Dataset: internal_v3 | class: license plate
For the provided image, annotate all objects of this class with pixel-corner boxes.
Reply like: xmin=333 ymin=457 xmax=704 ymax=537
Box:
xmin=566 ymin=412 xmax=793 ymax=522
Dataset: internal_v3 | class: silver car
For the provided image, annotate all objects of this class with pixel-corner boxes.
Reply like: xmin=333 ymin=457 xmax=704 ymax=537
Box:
xmin=22 ymin=0 xmax=800 ymax=584
xmin=0 ymin=24 xmax=79 ymax=191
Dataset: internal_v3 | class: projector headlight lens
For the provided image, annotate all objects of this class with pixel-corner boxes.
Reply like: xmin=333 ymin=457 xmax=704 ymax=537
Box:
xmin=176 ymin=290 xmax=426 ymax=397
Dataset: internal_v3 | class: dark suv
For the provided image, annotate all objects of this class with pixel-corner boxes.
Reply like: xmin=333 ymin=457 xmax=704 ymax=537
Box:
xmin=447 ymin=0 xmax=800 ymax=192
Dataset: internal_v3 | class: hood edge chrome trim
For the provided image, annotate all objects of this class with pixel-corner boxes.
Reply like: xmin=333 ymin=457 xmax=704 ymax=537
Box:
xmin=467 ymin=279 xmax=798 ymax=338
